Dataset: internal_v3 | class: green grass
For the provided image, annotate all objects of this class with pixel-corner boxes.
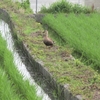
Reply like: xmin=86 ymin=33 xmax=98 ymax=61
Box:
xmin=40 ymin=0 xmax=93 ymax=14
xmin=1 ymin=0 xmax=100 ymax=99
xmin=0 ymin=35 xmax=21 ymax=100
xmin=42 ymin=13 xmax=100 ymax=69
xmin=0 ymin=32 xmax=42 ymax=100
xmin=0 ymin=0 xmax=43 ymax=38
xmin=0 ymin=68 xmax=23 ymax=100
xmin=41 ymin=13 xmax=100 ymax=99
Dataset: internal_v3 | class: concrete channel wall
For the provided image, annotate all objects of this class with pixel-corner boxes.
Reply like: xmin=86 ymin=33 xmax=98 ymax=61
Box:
xmin=0 ymin=9 xmax=82 ymax=100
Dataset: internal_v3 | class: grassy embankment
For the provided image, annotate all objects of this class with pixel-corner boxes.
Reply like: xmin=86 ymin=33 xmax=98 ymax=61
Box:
xmin=40 ymin=0 xmax=100 ymax=99
xmin=0 ymin=0 xmax=100 ymax=99
xmin=42 ymin=13 xmax=100 ymax=69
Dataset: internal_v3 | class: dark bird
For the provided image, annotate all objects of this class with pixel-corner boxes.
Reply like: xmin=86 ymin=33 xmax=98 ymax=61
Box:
xmin=43 ymin=30 xmax=54 ymax=47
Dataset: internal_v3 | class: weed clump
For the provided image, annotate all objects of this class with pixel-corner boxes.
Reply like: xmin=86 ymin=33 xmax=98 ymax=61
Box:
xmin=40 ymin=0 xmax=92 ymax=14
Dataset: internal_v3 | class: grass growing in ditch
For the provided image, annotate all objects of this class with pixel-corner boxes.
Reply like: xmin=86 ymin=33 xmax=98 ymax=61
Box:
xmin=0 ymin=33 xmax=42 ymax=100
xmin=1 ymin=0 xmax=100 ymax=99
xmin=0 ymin=36 xmax=22 ymax=100
xmin=0 ymin=68 xmax=22 ymax=100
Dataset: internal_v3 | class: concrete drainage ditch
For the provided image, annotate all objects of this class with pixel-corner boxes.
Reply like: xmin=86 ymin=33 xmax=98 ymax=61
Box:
xmin=0 ymin=9 xmax=82 ymax=100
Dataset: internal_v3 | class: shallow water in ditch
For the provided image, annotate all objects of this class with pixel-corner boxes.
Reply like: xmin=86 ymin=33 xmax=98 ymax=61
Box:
xmin=0 ymin=20 xmax=51 ymax=100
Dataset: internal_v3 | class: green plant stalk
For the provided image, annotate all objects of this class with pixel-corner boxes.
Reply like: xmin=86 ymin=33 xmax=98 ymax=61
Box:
xmin=0 ymin=68 xmax=24 ymax=100
xmin=0 ymin=33 xmax=42 ymax=100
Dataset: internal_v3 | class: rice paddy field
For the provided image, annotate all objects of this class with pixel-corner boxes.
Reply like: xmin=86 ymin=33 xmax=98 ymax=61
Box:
xmin=42 ymin=13 xmax=100 ymax=69
xmin=0 ymin=34 xmax=42 ymax=100
xmin=41 ymin=12 xmax=100 ymax=99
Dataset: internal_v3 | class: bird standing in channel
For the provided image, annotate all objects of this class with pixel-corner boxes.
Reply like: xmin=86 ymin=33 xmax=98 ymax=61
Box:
xmin=43 ymin=30 xmax=54 ymax=48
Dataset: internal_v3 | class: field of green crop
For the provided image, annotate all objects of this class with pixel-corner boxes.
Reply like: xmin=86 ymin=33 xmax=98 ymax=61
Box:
xmin=0 ymin=34 xmax=42 ymax=100
xmin=42 ymin=13 xmax=100 ymax=69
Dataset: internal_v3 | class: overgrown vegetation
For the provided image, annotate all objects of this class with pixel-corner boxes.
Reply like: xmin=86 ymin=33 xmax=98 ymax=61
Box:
xmin=0 ymin=0 xmax=100 ymax=100
xmin=0 ymin=68 xmax=22 ymax=100
xmin=42 ymin=13 xmax=100 ymax=69
xmin=20 ymin=0 xmax=30 ymax=9
xmin=40 ymin=0 xmax=93 ymax=14
xmin=17 ymin=0 xmax=32 ymax=13
xmin=0 ymin=0 xmax=42 ymax=36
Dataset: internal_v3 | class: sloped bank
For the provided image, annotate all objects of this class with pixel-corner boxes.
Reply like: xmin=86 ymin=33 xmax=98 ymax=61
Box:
xmin=0 ymin=9 xmax=82 ymax=100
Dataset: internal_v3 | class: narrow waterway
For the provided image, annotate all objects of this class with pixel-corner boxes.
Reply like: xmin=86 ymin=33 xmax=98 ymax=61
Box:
xmin=0 ymin=20 xmax=51 ymax=100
